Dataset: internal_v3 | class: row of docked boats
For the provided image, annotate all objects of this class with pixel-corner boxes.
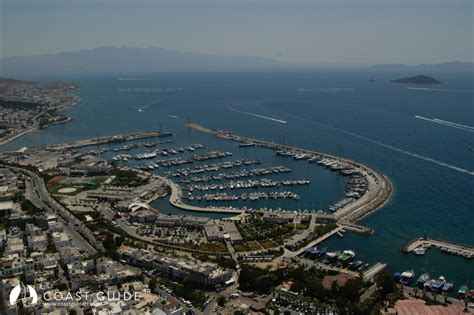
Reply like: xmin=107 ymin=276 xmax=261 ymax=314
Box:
xmin=186 ymin=191 xmax=300 ymax=202
xmin=184 ymin=166 xmax=292 ymax=183
xmin=89 ymin=139 xmax=174 ymax=155
xmin=395 ymin=271 xmax=460 ymax=294
xmin=412 ymin=243 xmax=473 ymax=259
xmin=165 ymin=159 xmax=261 ymax=177
xmin=132 ymin=144 xmax=204 ymax=160
xmin=304 ymin=247 xmax=369 ymax=271
xmin=276 ymin=147 xmax=370 ymax=214
xmin=187 ymin=178 xmax=310 ymax=191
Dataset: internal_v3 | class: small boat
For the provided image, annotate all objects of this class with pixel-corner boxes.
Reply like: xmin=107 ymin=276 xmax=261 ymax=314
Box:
xmin=326 ymin=251 xmax=340 ymax=261
xmin=458 ymin=285 xmax=468 ymax=297
xmin=305 ymin=246 xmax=326 ymax=258
xmin=413 ymin=246 xmax=427 ymax=255
xmin=349 ymin=261 xmax=363 ymax=270
xmin=416 ymin=273 xmax=430 ymax=287
xmin=431 ymin=276 xmax=446 ymax=291
xmin=442 ymin=282 xmax=454 ymax=292
xmin=338 ymin=250 xmax=356 ymax=264
xmin=393 ymin=272 xmax=402 ymax=281
xmin=424 ymin=279 xmax=435 ymax=289
xmin=239 ymin=142 xmax=255 ymax=147
xmin=337 ymin=231 xmax=344 ymax=237
xmin=400 ymin=270 xmax=415 ymax=285
xmin=467 ymin=290 xmax=474 ymax=300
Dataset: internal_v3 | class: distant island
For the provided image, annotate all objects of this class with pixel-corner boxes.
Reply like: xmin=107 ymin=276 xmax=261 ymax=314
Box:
xmin=390 ymin=75 xmax=442 ymax=84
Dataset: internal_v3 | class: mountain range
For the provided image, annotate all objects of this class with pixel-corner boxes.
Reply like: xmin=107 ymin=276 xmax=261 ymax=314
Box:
xmin=0 ymin=46 xmax=472 ymax=76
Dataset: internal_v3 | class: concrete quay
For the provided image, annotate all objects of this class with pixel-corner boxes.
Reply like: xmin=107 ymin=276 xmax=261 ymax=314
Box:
xmin=43 ymin=130 xmax=172 ymax=150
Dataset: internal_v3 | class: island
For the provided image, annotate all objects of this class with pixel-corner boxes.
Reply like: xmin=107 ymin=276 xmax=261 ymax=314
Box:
xmin=390 ymin=74 xmax=442 ymax=84
xmin=0 ymin=77 xmax=81 ymax=146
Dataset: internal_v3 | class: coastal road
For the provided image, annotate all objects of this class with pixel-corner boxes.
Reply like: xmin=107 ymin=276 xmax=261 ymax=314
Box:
xmin=15 ymin=166 xmax=101 ymax=254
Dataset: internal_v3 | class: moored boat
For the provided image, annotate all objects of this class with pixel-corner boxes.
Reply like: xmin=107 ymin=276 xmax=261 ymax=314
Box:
xmin=458 ymin=285 xmax=468 ymax=297
xmin=416 ymin=273 xmax=430 ymax=287
xmin=431 ymin=276 xmax=446 ymax=291
xmin=442 ymin=282 xmax=454 ymax=292
xmin=400 ymin=270 xmax=415 ymax=285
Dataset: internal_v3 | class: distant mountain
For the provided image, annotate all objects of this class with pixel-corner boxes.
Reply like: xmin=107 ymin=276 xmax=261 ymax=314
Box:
xmin=0 ymin=47 xmax=286 ymax=76
xmin=371 ymin=61 xmax=473 ymax=71
xmin=390 ymin=75 xmax=442 ymax=84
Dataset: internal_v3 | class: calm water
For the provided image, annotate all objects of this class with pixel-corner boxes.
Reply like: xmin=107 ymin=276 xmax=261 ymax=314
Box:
xmin=2 ymin=69 xmax=473 ymax=289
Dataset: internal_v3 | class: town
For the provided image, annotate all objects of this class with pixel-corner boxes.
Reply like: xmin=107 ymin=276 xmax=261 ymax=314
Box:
xmin=0 ymin=77 xmax=81 ymax=145
xmin=0 ymin=126 xmax=470 ymax=315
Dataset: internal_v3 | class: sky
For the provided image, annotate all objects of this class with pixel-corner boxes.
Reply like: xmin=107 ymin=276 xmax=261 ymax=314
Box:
xmin=0 ymin=0 xmax=473 ymax=65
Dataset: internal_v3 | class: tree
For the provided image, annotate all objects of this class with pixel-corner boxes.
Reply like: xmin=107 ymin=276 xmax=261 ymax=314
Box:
xmin=217 ymin=295 xmax=227 ymax=307
xmin=376 ymin=272 xmax=396 ymax=296
xmin=149 ymin=278 xmax=157 ymax=293
xmin=182 ymin=276 xmax=197 ymax=290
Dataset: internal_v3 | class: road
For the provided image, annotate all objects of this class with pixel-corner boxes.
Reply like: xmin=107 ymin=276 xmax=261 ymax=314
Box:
xmin=13 ymin=166 xmax=101 ymax=254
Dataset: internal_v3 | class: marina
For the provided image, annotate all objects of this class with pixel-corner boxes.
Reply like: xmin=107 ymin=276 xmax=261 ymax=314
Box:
xmin=185 ymin=123 xmax=392 ymax=225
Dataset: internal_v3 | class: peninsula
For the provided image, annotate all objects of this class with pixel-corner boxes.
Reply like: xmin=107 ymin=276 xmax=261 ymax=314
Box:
xmin=390 ymin=74 xmax=442 ymax=84
xmin=0 ymin=77 xmax=81 ymax=146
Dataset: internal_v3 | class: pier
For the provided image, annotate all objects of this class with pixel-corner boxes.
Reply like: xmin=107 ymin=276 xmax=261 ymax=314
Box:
xmin=43 ymin=130 xmax=172 ymax=150
xmin=403 ymin=237 xmax=474 ymax=259
xmin=186 ymin=123 xmax=392 ymax=225
xmin=362 ymin=262 xmax=387 ymax=281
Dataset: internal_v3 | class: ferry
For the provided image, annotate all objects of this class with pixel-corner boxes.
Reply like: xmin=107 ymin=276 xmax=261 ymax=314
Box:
xmin=399 ymin=270 xmax=415 ymax=285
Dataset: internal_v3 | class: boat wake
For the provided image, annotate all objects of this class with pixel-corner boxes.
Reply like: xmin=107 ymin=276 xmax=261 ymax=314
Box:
xmin=407 ymin=87 xmax=473 ymax=92
xmin=415 ymin=115 xmax=474 ymax=133
xmin=228 ymin=106 xmax=287 ymax=124
xmin=342 ymin=131 xmax=474 ymax=177
xmin=279 ymin=111 xmax=474 ymax=177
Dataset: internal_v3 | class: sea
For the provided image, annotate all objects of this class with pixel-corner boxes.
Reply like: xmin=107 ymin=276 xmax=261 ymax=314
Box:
xmin=2 ymin=68 xmax=473 ymax=290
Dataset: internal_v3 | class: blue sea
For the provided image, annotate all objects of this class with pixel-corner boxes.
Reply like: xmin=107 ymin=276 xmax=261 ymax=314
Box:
xmin=3 ymin=69 xmax=473 ymax=290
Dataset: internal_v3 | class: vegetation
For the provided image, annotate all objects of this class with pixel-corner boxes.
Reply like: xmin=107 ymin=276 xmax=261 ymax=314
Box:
xmin=239 ymin=264 xmax=394 ymax=314
xmin=21 ymin=200 xmax=44 ymax=215
xmin=110 ymin=169 xmax=149 ymax=187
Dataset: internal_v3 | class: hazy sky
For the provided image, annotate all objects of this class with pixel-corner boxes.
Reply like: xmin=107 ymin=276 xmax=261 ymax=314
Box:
xmin=1 ymin=0 xmax=473 ymax=64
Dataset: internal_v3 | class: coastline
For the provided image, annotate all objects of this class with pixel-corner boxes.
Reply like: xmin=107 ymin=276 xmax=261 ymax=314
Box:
xmin=0 ymin=88 xmax=81 ymax=147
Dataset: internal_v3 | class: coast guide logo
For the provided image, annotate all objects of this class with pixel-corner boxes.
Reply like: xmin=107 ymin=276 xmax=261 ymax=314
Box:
xmin=9 ymin=282 xmax=38 ymax=306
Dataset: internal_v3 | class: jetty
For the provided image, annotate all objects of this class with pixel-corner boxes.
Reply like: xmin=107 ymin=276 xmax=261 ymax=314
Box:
xmin=403 ymin=237 xmax=474 ymax=259
xmin=363 ymin=262 xmax=387 ymax=281
xmin=185 ymin=123 xmax=392 ymax=225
